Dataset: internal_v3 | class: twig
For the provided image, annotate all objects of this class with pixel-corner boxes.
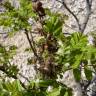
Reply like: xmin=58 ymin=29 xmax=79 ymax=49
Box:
xmin=56 ymin=0 xmax=92 ymax=34
xmin=56 ymin=0 xmax=81 ymax=32
xmin=81 ymin=0 xmax=92 ymax=33
xmin=24 ymin=29 xmax=39 ymax=60
xmin=29 ymin=31 xmax=36 ymax=48
xmin=0 ymin=65 xmax=27 ymax=89
xmin=24 ymin=29 xmax=44 ymax=67
xmin=64 ymin=23 xmax=79 ymax=32
xmin=18 ymin=73 xmax=30 ymax=82
xmin=0 ymin=32 xmax=8 ymax=34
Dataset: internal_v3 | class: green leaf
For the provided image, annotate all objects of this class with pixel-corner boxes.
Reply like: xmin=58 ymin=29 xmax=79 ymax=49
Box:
xmin=84 ymin=68 xmax=92 ymax=80
xmin=73 ymin=69 xmax=81 ymax=82
xmin=60 ymin=87 xmax=66 ymax=96
xmin=47 ymin=88 xmax=60 ymax=96
xmin=35 ymin=80 xmax=58 ymax=88
xmin=72 ymin=54 xmax=83 ymax=69
xmin=67 ymin=88 xmax=72 ymax=96
xmin=70 ymin=32 xmax=87 ymax=49
xmin=44 ymin=14 xmax=63 ymax=37
xmin=9 ymin=45 xmax=17 ymax=50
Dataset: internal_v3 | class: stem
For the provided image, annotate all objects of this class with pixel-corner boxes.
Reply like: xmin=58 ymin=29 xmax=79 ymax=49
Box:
xmin=24 ymin=29 xmax=44 ymax=67
xmin=81 ymin=0 xmax=92 ymax=33
xmin=24 ymin=29 xmax=39 ymax=60
xmin=56 ymin=0 xmax=81 ymax=32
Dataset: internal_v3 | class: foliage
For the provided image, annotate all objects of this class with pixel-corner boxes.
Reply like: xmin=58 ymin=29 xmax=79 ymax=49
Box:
xmin=0 ymin=0 xmax=96 ymax=96
xmin=0 ymin=79 xmax=72 ymax=96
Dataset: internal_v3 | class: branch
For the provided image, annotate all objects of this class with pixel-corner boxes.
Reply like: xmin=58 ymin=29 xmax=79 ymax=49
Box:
xmin=18 ymin=73 xmax=30 ymax=82
xmin=56 ymin=0 xmax=92 ymax=33
xmin=56 ymin=0 xmax=81 ymax=32
xmin=0 ymin=32 xmax=8 ymax=34
xmin=81 ymin=0 xmax=92 ymax=33
xmin=64 ymin=23 xmax=79 ymax=32
xmin=24 ymin=29 xmax=39 ymax=60
xmin=24 ymin=29 xmax=45 ymax=68
xmin=0 ymin=65 xmax=27 ymax=89
xmin=29 ymin=31 xmax=36 ymax=48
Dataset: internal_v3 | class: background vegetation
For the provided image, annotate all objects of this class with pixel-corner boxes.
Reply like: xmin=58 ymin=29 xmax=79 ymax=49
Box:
xmin=0 ymin=0 xmax=96 ymax=96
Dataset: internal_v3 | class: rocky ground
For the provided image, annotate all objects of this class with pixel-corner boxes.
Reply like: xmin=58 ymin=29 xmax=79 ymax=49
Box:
xmin=0 ymin=0 xmax=96 ymax=96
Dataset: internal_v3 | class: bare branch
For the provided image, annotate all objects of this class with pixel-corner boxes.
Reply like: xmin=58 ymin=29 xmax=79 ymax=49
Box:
xmin=24 ymin=29 xmax=39 ymax=60
xmin=56 ymin=0 xmax=81 ymax=32
xmin=0 ymin=65 xmax=27 ymax=89
xmin=64 ymin=23 xmax=79 ymax=32
xmin=81 ymin=0 xmax=92 ymax=33
xmin=56 ymin=0 xmax=92 ymax=34
xmin=18 ymin=73 xmax=30 ymax=82
xmin=29 ymin=31 xmax=36 ymax=48
xmin=0 ymin=32 xmax=8 ymax=34
xmin=24 ymin=29 xmax=44 ymax=67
